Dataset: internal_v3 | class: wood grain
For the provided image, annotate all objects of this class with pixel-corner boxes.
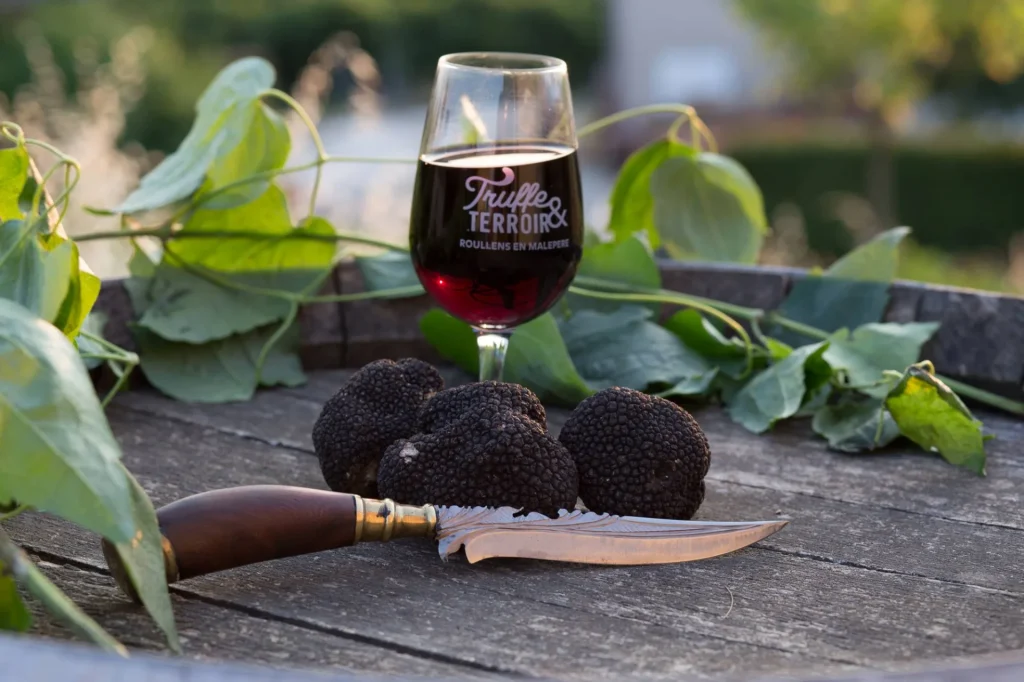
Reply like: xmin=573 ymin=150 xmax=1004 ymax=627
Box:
xmin=7 ymin=398 xmax=1024 ymax=680
xmin=18 ymin=561 xmax=491 ymax=680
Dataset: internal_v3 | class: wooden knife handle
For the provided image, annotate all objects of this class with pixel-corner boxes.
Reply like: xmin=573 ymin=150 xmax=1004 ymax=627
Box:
xmin=101 ymin=485 xmax=437 ymax=602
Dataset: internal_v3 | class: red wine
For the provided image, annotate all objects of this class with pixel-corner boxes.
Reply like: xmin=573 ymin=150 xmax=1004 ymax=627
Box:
xmin=410 ymin=144 xmax=584 ymax=329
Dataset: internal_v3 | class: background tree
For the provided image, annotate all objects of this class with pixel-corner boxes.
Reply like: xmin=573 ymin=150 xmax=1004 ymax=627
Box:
xmin=734 ymin=0 xmax=1024 ymax=228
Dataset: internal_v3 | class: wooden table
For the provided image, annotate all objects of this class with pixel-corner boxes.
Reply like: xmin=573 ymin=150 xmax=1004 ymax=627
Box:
xmin=4 ymin=262 xmax=1023 ymax=680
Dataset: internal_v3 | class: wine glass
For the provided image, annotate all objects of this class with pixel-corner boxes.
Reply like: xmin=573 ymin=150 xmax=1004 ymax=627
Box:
xmin=410 ymin=52 xmax=584 ymax=382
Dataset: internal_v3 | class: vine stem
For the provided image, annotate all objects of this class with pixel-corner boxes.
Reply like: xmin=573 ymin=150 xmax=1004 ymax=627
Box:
xmin=262 ymin=89 xmax=329 ymax=217
xmin=75 ymin=226 xmax=409 ymax=253
xmin=577 ymin=103 xmax=696 ymax=139
xmin=0 ymin=505 xmax=28 ymax=522
xmin=0 ymin=527 xmax=127 ymax=656
xmin=568 ymin=284 xmax=756 ymax=379
xmin=572 ymin=275 xmax=1024 ymax=417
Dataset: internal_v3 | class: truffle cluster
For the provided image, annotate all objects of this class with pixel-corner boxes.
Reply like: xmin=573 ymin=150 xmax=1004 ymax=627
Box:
xmin=312 ymin=360 xmax=710 ymax=519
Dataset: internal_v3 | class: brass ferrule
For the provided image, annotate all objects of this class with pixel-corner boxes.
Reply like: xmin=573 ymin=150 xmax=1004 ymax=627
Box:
xmin=354 ymin=496 xmax=437 ymax=544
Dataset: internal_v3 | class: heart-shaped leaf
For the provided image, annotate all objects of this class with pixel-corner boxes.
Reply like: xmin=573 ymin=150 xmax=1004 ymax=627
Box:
xmin=607 ymin=139 xmax=693 ymax=248
xmin=727 ymin=342 xmax=831 ymax=433
xmin=115 ymin=57 xmax=280 ymax=214
xmin=650 ymin=152 xmax=768 ymax=263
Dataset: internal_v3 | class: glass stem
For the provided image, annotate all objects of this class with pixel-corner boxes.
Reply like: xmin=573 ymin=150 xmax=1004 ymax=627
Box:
xmin=475 ymin=329 xmax=512 ymax=382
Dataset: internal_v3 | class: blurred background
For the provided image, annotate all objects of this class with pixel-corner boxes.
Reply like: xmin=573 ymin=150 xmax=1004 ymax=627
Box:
xmin=1 ymin=0 xmax=1023 ymax=294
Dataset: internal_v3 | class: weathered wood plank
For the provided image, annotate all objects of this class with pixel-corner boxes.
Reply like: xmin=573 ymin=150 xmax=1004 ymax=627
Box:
xmin=118 ymin=373 xmax=1024 ymax=532
xmin=8 ymin=405 xmax=1024 ymax=680
xmin=0 ymin=633 xmax=412 ymax=682
xmin=6 ymin=410 xmax=830 ymax=681
xmin=106 ymin=380 xmax=1024 ymax=595
xmin=93 ymin=260 xmax=1024 ymax=397
xmin=21 ymin=560 xmax=492 ymax=680
xmin=693 ymin=409 xmax=1024 ymax=530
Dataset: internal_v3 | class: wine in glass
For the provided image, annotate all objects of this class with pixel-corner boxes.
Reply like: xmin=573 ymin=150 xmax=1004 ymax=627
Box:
xmin=410 ymin=52 xmax=584 ymax=382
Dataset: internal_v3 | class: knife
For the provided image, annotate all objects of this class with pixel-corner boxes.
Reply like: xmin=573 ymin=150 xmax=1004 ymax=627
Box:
xmin=101 ymin=485 xmax=788 ymax=602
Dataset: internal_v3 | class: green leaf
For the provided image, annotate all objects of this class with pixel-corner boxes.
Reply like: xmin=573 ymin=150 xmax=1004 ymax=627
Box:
xmin=0 ymin=561 xmax=31 ymax=631
xmin=650 ymin=152 xmax=768 ymax=263
xmin=763 ymin=336 xmax=793 ymax=360
xmin=0 ymin=220 xmax=74 ymax=324
xmin=135 ymin=188 xmax=336 ymax=344
xmin=567 ymin=236 xmax=661 ymax=314
xmin=115 ymin=57 xmax=278 ymax=214
xmin=419 ymin=308 xmax=479 ymax=376
xmin=828 ymin=227 xmax=912 ymax=282
xmin=136 ymin=263 xmax=295 ymax=343
xmin=607 ymin=139 xmax=693 ymax=248
xmin=136 ymin=322 xmax=305 ymax=403
xmin=1 ymin=533 xmax=126 ymax=655
xmin=173 ymin=186 xmax=334 ymax=273
xmin=727 ymin=341 xmax=831 ymax=433
xmin=203 ymin=104 xmax=290 ymax=209
xmin=775 ymin=227 xmax=912 ymax=342
xmin=0 ymin=145 xmax=28 ymax=221
xmin=885 ymin=364 xmax=987 ymax=475
xmin=824 ymin=322 xmax=939 ymax=397
xmin=812 ymin=400 xmax=901 ymax=453
xmin=0 ymin=298 xmax=134 ymax=541
xmin=44 ymin=235 xmax=101 ymax=340
xmin=505 ymin=313 xmax=593 ymax=406
xmin=356 ymin=251 xmax=421 ymax=291
xmin=663 ymin=309 xmax=748 ymax=378
xmin=561 ymin=306 xmax=714 ymax=393
xmin=106 ymin=466 xmax=180 ymax=652
xmin=657 ymin=369 xmax=719 ymax=399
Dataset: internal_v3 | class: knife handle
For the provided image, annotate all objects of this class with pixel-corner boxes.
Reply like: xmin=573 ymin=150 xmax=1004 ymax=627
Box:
xmin=100 ymin=485 xmax=436 ymax=602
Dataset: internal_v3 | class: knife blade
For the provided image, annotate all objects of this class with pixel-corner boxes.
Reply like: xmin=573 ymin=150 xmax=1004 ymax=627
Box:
xmin=101 ymin=485 xmax=787 ymax=602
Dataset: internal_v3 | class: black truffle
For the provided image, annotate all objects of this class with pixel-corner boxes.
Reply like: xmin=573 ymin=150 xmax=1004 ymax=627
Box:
xmin=418 ymin=381 xmax=546 ymax=432
xmin=378 ymin=394 xmax=577 ymax=516
xmin=558 ymin=387 xmax=710 ymax=519
xmin=312 ymin=358 xmax=443 ymax=496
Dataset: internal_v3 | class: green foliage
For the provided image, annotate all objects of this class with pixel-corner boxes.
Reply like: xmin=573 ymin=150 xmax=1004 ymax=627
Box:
xmin=0 ymin=0 xmax=604 ymax=152
xmin=567 ymin=236 xmax=661 ymax=315
xmin=730 ymin=144 xmax=1024 ymax=261
xmin=609 ymin=139 xmax=768 ymax=264
xmin=0 ymin=562 xmax=30 ymax=631
xmin=503 ymin=314 xmax=593 ymax=406
xmin=560 ymin=307 xmax=714 ymax=394
xmin=107 ymin=467 xmax=181 ymax=652
xmin=135 ymin=324 xmax=306 ymax=404
xmin=0 ymin=145 xmax=28 ymax=220
xmin=812 ymin=399 xmax=900 ymax=453
xmin=607 ymin=140 xmax=689 ymax=249
xmin=0 ymin=298 xmax=135 ymax=541
xmin=885 ymin=364 xmax=989 ymax=475
xmin=115 ymin=57 xmax=279 ymax=214
xmin=356 ymin=251 xmax=422 ymax=290
xmin=776 ymin=227 xmax=910 ymax=341
xmin=650 ymin=152 xmax=768 ymax=263
xmin=418 ymin=308 xmax=592 ymax=407
xmin=824 ymin=322 xmax=939 ymax=397
xmin=733 ymin=0 xmax=1024 ymax=117
xmin=727 ymin=342 xmax=831 ymax=434
xmin=663 ymin=309 xmax=749 ymax=379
